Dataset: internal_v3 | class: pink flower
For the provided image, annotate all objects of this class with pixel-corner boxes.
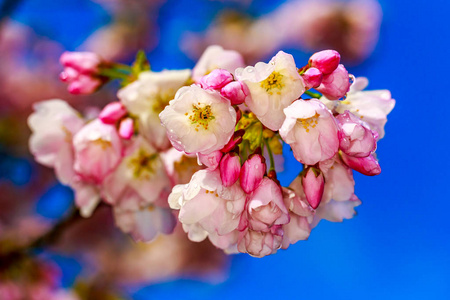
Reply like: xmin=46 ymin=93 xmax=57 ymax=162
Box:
xmin=160 ymin=85 xmax=236 ymax=155
xmin=219 ymin=153 xmax=241 ymax=187
xmin=329 ymin=77 xmax=395 ymax=139
xmin=245 ymin=178 xmax=289 ymax=232
xmin=73 ymin=119 xmax=123 ymax=184
xmin=239 ymin=154 xmax=266 ymax=194
xmin=59 ymin=51 xmax=103 ymax=94
xmin=281 ymin=187 xmax=313 ymax=249
xmin=113 ymin=205 xmax=176 ymax=242
xmin=117 ymin=69 xmax=191 ymax=151
xmin=337 ymin=111 xmax=377 ymax=158
xmin=169 ymin=169 xmax=246 ymax=238
xmin=220 ymin=81 xmax=249 ymax=105
xmin=28 ymin=100 xmax=84 ymax=184
xmin=236 ymin=51 xmax=305 ymax=130
xmin=237 ymin=226 xmax=284 ymax=258
xmin=312 ymin=196 xmax=361 ymax=228
xmin=302 ymin=167 xmax=325 ymax=209
xmin=200 ymin=69 xmax=233 ymax=89
xmin=316 ymin=64 xmax=351 ymax=100
xmin=192 ymin=45 xmax=245 ymax=82
xmin=301 ymin=67 xmax=323 ymax=90
xmin=102 ymin=137 xmax=172 ymax=208
xmin=320 ymin=156 xmax=355 ymax=204
xmin=309 ymin=50 xmax=341 ymax=75
xmin=341 ymin=152 xmax=381 ymax=176
xmin=280 ymin=99 xmax=339 ymax=165
xmin=99 ymin=101 xmax=127 ymax=124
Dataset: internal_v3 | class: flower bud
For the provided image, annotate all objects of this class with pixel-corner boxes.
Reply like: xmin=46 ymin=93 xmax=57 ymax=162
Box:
xmin=66 ymin=75 xmax=102 ymax=95
xmin=309 ymin=50 xmax=341 ymax=75
xmin=302 ymin=167 xmax=324 ymax=209
xmin=119 ymin=118 xmax=134 ymax=140
xmin=240 ymin=154 xmax=266 ymax=193
xmin=197 ymin=150 xmax=223 ymax=170
xmin=336 ymin=111 xmax=376 ymax=158
xmin=99 ymin=102 xmax=127 ymax=124
xmin=301 ymin=67 xmax=323 ymax=90
xmin=316 ymin=64 xmax=351 ymax=100
xmin=341 ymin=153 xmax=381 ymax=176
xmin=200 ymin=69 xmax=234 ymax=89
xmin=220 ymin=81 xmax=248 ymax=105
xmin=219 ymin=153 xmax=241 ymax=187
xmin=221 ymin=130 xmax=244 ymax=153
xmin=60 ymin=51 xmax=102 ymax=73
xmin=60 ymin=51 xmax=104 ymax=95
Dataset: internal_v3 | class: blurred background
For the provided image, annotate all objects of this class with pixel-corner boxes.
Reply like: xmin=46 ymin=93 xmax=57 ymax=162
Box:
xmin=0 ymin=0 xmax=449 ymax=299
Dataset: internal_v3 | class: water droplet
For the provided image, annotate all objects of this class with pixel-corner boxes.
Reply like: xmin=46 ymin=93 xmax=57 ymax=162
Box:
xmin=247 ymin=68 xmax=254 ymax=73
xmin=254 ymin=165 xmax=259 ymax=169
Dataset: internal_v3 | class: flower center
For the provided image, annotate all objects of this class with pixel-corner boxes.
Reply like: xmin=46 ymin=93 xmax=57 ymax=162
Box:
xmin=92 ymin=138 xmax=112 ymax=149
xmin=297 ymin=112 xmax=320 ymax=133
xmin=152 ymin=90 xmax=175 ymax=114
xmin=128 ymin=149 xmax=158 ymax=179
xmin=187 ymin=104 xmax=215 ymax=131
xmin=205 ymin=189 xmax=219 ymax=197
xmin=260 ymin=71 xmax=284 ymax=95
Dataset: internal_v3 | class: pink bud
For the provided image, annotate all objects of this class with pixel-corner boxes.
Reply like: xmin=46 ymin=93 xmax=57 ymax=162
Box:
xmin=220 ymin=81 xmax=248 ymax=105
xmin=341 ymin=153 xmax=381 ymax=176
xmin=240 ymin=154 xmax=266 ymax=193
xmin=301 ymin=67 xmax=323 ymax=90
xmin=302 ymin=167 xmax=324 ymax=209
xmin=309 ymin=50 xmax=341 ymax=75
xmin=60 ymin=51 xmax=102 ymax=74
xmin=67 ymin=75 xmax=102 ymax=95
xmin=200 ymin=69 xmax=234 ymax=90
xmin=336 ymin=111 xmax=377 ymax=158
xmin=198 ymin=151 xmax=223 ymax=170
xmin=220 ymin=153 xmax=241 ymax=187
xmin=221 ymin=130 xmax=244 ymax=153
xmin=119 ymin=118 xmax=134 ymax=140
xmin=316 ymin=64 xmax=351 ymax=100
xmin=99 ymin=102 xmax=127 ymax=124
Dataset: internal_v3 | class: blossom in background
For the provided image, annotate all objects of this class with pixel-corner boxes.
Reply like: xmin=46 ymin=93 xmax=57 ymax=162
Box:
xmin=182 ymin=0 xmax=382 ymax=64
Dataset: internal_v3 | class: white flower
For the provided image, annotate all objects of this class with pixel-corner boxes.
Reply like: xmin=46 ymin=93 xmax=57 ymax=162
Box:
xmin=102 ymin=136 xmax=172 ymax=210
xmin=235 ymin=51 xmax=305 ymax=130
xmin=192 ymin=45 xmax=245 ymax=82
xmin=321 ymin=77 xmax=395 ymax=139
xmin=117 ymin=69 xmax=191 ymax=150
xmin=160 ymin=85 xmax=236 ymax=155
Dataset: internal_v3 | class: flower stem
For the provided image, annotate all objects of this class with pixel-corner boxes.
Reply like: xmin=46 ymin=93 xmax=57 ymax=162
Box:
xmin=0 ymin=207 xmax=82 ymax=269
xmin=111 ymin=63 xmax=132 ymax=73
xmin=99 ymin=68 xmax=130 ymax=80
xmin=264 ymin=138 xmax=276 ymax=172
xmin=304 ymin=90 xmax=322 ymax=99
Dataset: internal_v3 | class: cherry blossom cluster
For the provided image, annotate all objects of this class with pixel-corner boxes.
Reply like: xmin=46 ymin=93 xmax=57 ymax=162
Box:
xmin=28 ymin=45 xmax=394 ymax=257
xmin=161 ymin=47 xmax=395 ymax=257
